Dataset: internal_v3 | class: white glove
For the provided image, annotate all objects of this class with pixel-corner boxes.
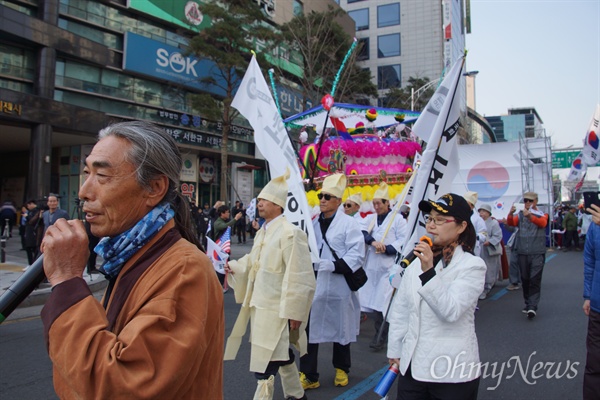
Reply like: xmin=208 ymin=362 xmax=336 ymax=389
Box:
xmin=318 ymin=260 xmax=335 ymax=272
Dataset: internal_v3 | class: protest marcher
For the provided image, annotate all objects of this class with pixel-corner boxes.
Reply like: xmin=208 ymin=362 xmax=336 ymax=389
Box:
xmin=506 ymin=191 xmax=549 ymax=319
xmin=40 ymin=121 xmax=224 ymax=399
xmin=299 ymin=173 xmax=365 ymax=390
xmin=478 ymin=203 xmax=503 ymax=300
xmin=388 ymin=193 xmax=485 ymax=399
xmin=463 ymin=191 xmax=487 ymax=257
xmin=225 ymin=170 xmax=315 ymax=400
xmin=359 ymin=182 xmax=407 ymax=350
xmin=563 ymin=205 xmax=580 ymax=251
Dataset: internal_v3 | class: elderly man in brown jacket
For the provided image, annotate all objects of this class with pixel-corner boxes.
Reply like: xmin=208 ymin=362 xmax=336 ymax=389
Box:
xmin=40 ymin=121 xmax=224 ymax=399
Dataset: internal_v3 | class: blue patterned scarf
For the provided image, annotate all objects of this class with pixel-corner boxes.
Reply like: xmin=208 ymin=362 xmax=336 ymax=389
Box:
xmin=95 ymin=202 xmax=175 ymax=278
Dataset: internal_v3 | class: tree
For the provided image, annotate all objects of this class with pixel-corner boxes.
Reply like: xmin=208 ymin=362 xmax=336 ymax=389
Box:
xmin=187 ymin=0 xmax=275 ymax=202
xmin=383 ymin=76 xmax=437 ymax=111
xmin=276 ymin=7 xmax=377 ymax=108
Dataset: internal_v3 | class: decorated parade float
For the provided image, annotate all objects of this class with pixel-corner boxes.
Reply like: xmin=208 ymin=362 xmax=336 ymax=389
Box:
xmin=283 ymin=102 xmax=422 ymax=213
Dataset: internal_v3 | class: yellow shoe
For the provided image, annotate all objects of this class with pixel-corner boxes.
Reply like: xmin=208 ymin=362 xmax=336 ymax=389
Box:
xmin=334 ymin=368 xmax=348 ymax=387
xmin=299 ymin=372 xmax=320 ymax=390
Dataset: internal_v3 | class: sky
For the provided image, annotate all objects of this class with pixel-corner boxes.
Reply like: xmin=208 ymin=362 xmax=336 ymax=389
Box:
xmin=466 ymin=0 xmax=600 ymax=151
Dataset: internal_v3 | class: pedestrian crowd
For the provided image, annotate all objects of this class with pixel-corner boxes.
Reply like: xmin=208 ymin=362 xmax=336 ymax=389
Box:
xmin=6 ymin=120 xmax=598 ymax=400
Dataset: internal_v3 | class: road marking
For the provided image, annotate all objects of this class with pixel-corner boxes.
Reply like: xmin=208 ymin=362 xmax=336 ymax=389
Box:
xmin=333 ymin=365 xmax=388 ymax=400
xmin=490 ymin=253 xmax=557 ymax=301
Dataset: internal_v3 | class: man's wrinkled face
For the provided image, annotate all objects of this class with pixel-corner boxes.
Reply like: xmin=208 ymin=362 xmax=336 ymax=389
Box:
xmin=79 ymin=136 xmax=155 ymax=238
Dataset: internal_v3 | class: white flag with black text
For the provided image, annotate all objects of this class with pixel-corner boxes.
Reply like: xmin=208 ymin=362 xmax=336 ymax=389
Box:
xmin=232 ymin=55 xmax=319 ymax=262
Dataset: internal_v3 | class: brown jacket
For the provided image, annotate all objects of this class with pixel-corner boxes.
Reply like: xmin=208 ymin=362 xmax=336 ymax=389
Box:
xmin=41 ymin=220 xmax=224 ymax=399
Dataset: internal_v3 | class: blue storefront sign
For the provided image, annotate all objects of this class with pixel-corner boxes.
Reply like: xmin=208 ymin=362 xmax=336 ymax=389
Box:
xmin=123 ymin=32 xmax=226 ymax=97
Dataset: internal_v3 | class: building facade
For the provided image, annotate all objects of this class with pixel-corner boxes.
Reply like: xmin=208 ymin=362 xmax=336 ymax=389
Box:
xmin=485 ymin=107 xmax=545 ymax=142
xmin=0 ymin=0 xmax=350 ymax=213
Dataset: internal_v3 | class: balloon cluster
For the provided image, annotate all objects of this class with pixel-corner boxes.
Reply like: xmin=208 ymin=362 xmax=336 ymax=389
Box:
xmin=366 ymin=108 xmax=378 ymax=122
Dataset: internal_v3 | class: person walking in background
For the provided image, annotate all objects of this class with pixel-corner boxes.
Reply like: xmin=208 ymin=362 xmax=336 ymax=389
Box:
xmin=213 ymin=205 xmax=242 ymax=291
xmin=507 ymin=191 xmax=548 ymax=319
xmin=19 ymin=204 xmax=28 ymax=250
xmin=463 ymin=191 xmax=487 ymax=257
xmin=225 ymin=170 xmax=316 ymax=400
xmin=41 ymin=194 xmax=69 ymax=235
xmin=503 ymin=222 xmax=521 ymax=291
xmin=0 ymin=200 xmax=17 ymax=238
xmin=387 ymin=193 xmax=485 ymax=400
xmin=478 ymin=203 xmax=503 ymax=300
xmin=23 ymin=199 xmax=43 ymax=268
xmin=39 ymin=120 xmax=224 ymax=399
xmin=583 ymin=203 xmax=600 ymax=400
xmin=235 ymin=202 xmax=247 ymax=244
xmin=563 ymin=205 xmax=580 ymax=251
xmin=299 ymin=173 xmax=365 ymax=390
xmin=359 ymin=182 xmax=407 ymax=351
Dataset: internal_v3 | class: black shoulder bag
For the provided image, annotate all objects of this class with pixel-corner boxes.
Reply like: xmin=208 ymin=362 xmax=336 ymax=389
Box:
xmin=322 ymin=235 xmax=368 ymax=292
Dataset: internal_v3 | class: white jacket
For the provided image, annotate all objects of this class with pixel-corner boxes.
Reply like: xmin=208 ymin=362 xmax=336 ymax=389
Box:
xmin=359 ymin=211 xmax=407 ymax=312
xmin=387 ymin=246 xmax=485 ymax=383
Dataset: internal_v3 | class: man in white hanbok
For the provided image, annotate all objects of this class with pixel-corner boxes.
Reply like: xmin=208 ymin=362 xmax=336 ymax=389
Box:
xmin=343 ymin=193 xmax=364 ymax=225
xmin=359 ymin=182 xmax=407 ymax=350
xmin=464 ymin=191 xmax=487 ymax=257
xmin=299 ymin=174 xmax=365 ymax=390
xmin=225 ymin=170 xmax=316 ymax=400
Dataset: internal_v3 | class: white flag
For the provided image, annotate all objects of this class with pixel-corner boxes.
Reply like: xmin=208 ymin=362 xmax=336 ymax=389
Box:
xmin=391 ymin=56 xmax=465 ymax=288
xmin=206 ymin=237 xmax=229 ymax=274
xmin=566 ymin=152 xmax=587 ymax=182
xmin=582 ymin=104 xmax=600 ymax=166
xmin=232 ymin=55 xmax=319 ymax=262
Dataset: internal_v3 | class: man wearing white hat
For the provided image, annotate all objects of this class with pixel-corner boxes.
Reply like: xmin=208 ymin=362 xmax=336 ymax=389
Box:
xmin=464 ymin=191 xmax=487 ymax=257
xmin=477 ymin=203 xmax=504 ymax=300
xmin=343 ymin=193 xmax=364 ymax=224
xmin=224 ymin=170 xmax=316 ymax=400
xmin=299 ymin=173 xmax=365 ymax=390
xmin=359 ymin=182 xmax=407 ymax=350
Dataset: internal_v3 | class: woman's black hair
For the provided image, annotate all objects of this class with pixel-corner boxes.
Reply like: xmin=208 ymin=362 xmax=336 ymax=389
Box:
xmin=457 ymin=218 xmax=476 ymax=255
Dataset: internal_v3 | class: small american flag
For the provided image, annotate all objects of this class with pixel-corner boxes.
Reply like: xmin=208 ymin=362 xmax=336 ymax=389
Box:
xmin=216 ymin=226 xmax=231 ymax=254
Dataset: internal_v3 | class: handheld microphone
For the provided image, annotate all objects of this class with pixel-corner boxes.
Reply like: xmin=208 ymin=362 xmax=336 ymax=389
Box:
xmin=0 ymin=255 xmax=45 ymax=324
xmin=399 ymin=234 xmax=434 ymax=268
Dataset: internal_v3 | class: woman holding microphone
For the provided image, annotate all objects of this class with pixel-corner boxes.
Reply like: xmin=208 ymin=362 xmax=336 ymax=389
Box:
xmin=387 ymin=193 xmax=486 ymax=399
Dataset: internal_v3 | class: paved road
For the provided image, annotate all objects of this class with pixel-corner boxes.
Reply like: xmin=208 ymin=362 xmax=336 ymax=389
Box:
xmin=0 ymin=241 xmax=589 ymax=400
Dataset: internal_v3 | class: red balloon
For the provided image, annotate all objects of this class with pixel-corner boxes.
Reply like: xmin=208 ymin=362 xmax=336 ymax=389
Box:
xmin=321 ymin=94 xmax=334 ymax=111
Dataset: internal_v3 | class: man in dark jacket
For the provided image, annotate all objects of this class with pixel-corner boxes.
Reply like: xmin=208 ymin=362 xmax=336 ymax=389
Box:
xmin=506 ymin=191 xmax=548 ymax=320
xmin=562 ymin=206 xmax=580 ymax=251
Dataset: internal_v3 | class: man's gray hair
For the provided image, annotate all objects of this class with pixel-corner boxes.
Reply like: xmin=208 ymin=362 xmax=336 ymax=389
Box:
xmin=99 ymin=121 xmax=181 ymax=198
xmin=97 ymin=121 xmax=202 ymax=250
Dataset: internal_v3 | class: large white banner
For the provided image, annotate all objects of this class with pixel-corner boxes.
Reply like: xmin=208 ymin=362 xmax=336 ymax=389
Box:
xmin=232 ymin=55 xmax=319 ymax=262
xmin=392 ymin=55 xmax=465 ymax=286
xmin=451 ymin=139 xmax=552 ymax=219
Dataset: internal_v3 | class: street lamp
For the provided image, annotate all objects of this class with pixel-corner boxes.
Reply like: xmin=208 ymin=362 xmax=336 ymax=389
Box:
xmin=410 ymin=78 xmax=442 ymax=111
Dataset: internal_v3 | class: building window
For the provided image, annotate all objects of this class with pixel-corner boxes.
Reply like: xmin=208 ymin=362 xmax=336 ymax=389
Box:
xmin=357 ymin=38 xmax=369 ymax=61
xmin=378 ymin=33 xmax=400 ymax=58
xmin=378 ymin=3 xmax=400 ymax=28
xmin=348 ymin=0 xmax=366 ymax=3
xmin=293 ymin=0 xmax=303 ymax=16
xmin=348 ymin=8 xmax=369 ymax=31
xmin=378 ymin=64 xmax=401 ymax=90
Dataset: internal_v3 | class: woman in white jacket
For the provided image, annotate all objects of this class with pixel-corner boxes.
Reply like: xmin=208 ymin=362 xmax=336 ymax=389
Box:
xmin=387 ymin=193 xmax=486 ymax=400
